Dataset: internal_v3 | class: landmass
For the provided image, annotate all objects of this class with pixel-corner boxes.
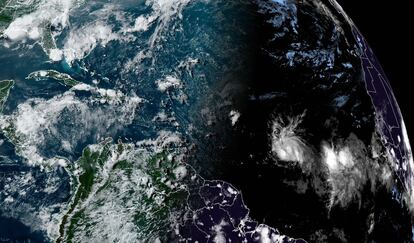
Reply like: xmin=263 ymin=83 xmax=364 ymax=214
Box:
xmin=0 ymin=79 xmax=14 ymax=112
xmin=26 ymin=70 xmax=79 ymax=87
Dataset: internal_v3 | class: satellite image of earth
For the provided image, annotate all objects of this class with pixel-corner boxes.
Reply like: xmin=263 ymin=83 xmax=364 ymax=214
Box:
xmin=0 ymin=0 xmax=413 ymax=242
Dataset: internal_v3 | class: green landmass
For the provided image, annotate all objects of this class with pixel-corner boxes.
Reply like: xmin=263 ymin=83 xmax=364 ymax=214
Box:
xmin=0 ymin=0 xmax=58 ymax=53
xmin=58 ymin=140 xmax=190 ymax=242
xmin=0 ymin=79 xmax=14 ymax=112
xmin=26 ymin=70 xmax=79 ymax=87
xmin=0 ymin=0 xmax=42 ymax=32
xmin=40 ymin=22 xmax=57 ymax=52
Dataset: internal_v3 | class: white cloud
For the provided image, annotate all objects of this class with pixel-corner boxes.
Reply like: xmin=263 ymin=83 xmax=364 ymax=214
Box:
xmin=0 ymin=86 xmax=142 ymax=167
xmin=62 ymin=22 xmax=121 ymax=64
xmin=322 ymin=145 xmax=354 ymax=172
xmin=212 ymin=220 xmax=228 ymax=243
xmin=49 ymin=49 xmax=63 ymax=61
xmin=270 ymin=113 xmax=310 ymax=165
xmin=321 ymin=134 xmax=393 ymax=208
xmin=156 ymin=75 xmax=182 ymax=92
xmin=229 ymin=110 xmax=241 ymax=126
xmin=128 ymin=15 xmax=157 ymax=32
xmin=3 ymin=0 xmax=81 ymax=42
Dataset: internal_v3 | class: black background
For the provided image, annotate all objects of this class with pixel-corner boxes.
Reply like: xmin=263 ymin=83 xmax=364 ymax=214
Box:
xmin=336 ymin=0 xmax=413 ymax=140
